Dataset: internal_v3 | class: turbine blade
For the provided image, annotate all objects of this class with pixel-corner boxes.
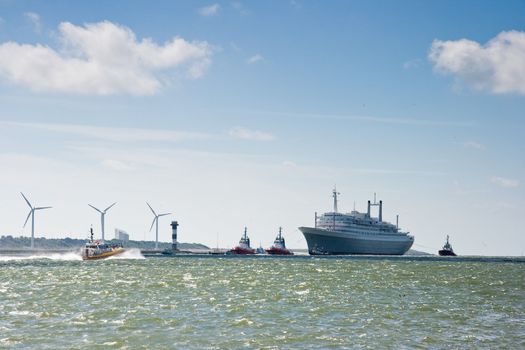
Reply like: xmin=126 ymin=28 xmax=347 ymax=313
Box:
xmin=20 ymin=192 xmax=33 ymax=209
xmin=146 ymin=202 xmax=157 ymax=216
xmin=158 ymin=213 xmax=171 ymax=217
xmin=35 ymin=206 xmax=52 ymax=210
xmin=104 ymin=202 xmax=117 ymax=212
xmin=23 ymin=210 xmax=32 ymax=228
xmin=149 ymin=217 xmax=157 ymax=232
xmin=88 ymin=204 xmax=102 ymax=213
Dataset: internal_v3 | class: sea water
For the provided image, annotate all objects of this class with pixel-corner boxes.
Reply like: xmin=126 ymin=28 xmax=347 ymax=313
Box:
xmin=0 ymin=253 xmax=524 ymax=349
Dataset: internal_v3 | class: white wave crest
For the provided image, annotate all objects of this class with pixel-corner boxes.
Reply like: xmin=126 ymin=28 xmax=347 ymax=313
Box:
xmin=106 ymin=248 xmax=145 ymax=260
xmin=0 ymin=251 xmax=82 ymax=262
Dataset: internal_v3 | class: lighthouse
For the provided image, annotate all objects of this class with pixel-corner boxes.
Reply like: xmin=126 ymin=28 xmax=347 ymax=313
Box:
xmin=171 ymin=221 xmax=179 ymax=253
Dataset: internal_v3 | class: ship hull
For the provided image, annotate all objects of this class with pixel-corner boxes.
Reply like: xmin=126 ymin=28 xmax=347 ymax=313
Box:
xmin=265 ymin=247 xmax=293 ymax=255
xmin=229 ymin=247 xmax=255 ymax=255
xmin=438 ymin=249 xmax=457 ymax=257
xmin=299 ymin=227 xmax=413 ymax=255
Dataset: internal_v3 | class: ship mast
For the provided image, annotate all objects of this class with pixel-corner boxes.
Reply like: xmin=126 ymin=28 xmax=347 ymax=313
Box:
xmin=245 ymin=226 xmax=251 ymax=246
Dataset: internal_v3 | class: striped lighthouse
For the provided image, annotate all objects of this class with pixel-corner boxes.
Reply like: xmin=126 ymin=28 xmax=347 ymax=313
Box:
xmin=171 ymin=221 xmax=179 ymax=253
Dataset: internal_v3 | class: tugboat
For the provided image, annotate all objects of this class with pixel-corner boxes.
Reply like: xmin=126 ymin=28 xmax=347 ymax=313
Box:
xmin=229 ymin=227 xmax=256 ymax=255
xmin=82 ymin=227 xmax=125 ymax=260
xmin=256 ymin=242 xmax=266 ymax=254
xmin=438 ymin=235 xmax=457 ymax=256
xmin=266 ymin=227 xmax=294 ymax=255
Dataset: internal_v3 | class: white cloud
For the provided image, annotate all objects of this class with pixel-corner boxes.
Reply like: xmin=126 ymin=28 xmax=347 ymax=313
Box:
xmin=452 ymin=180 xmax=490 ymax=196
xmin=491 ymin=176 xmax=520 ymax=188
xmin=247 ymin=54 xmax=263 ymax=64
xmin=0 ymin=21 xmax=213 ymax=95
xmin=2 ymin=121 xmax=279 ymax=144
xmin=229 ymin=127 xmax=274 ymax=141
xmin=282 ymin=160 xmax=298 ymax=168
xmin=198 ymin=4 xmax=220 ymax=16
xmin=243 ymin=109 xmax=475 ymax=127
xmin=232 ymin=2 xmax=250 ymax=15
xmin=0 ymin=121 xmax=213 ymax=142
xmin=429 ymin=31 xmax=525 ymax=95
xmin=348 ymin=168 xmax=447 ymax=176
xmin=230 ymin=41 xmax=242 ymax=53
xmin=101 ymin=159 xmax=134 ymax=171
xmin=464 ymin=141 xmax=485 ymax=150
xmin=495 ymin=202 xmax=517 ymax=210
xmin=24 ymin=12 xmax=41 ymax=34
xmin=403 ymin=58 xmax=422 ymax=69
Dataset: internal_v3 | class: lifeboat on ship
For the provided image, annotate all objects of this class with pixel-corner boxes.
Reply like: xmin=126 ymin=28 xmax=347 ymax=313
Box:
xmin=266 ymin=227 xmax=294 ymax=255
xmin=229 ymin=227 xmax=256 ymax=255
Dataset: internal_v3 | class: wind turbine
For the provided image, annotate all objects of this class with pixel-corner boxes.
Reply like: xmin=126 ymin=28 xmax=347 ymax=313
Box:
xmin=88 ymin=202 xmax=116 ymax=241
xmin=147 ymin=202 xmax=171 ymax=250
xmin=21 ymin=192 xmax=52 ymax=249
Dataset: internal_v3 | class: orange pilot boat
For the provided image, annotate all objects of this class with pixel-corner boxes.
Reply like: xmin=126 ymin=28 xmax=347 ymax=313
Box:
xmin=82 ymin=227 xmax=125 ymax=260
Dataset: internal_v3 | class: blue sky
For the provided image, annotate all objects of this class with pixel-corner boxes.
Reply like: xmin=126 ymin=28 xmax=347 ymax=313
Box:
xmin=0 ymin=1 xmax=524 ymax=255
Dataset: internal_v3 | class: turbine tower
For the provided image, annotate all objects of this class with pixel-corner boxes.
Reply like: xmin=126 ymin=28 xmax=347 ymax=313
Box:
xmin=88 ymin=202 xmax=116 ymax=241
xmin=147 ymin=202 xmax=171 ymax=250
xmin=21 ymin=192 xmax=52 ymax=249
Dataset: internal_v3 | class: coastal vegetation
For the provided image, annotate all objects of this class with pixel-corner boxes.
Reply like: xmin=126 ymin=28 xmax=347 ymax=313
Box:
xmin=0 ymin=235 xmax=209 ymax=250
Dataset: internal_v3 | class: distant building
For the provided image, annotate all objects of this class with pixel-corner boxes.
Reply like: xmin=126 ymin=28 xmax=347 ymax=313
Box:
xmin=114 ymin=228 xmax=129 ymax=241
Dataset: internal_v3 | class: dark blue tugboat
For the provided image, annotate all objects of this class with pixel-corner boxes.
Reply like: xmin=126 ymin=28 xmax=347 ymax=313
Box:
xmin=438 ymin=235 xmax=457 ymax=256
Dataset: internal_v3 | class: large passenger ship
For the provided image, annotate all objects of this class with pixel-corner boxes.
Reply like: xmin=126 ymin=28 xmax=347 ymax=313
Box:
xmin=299 ymin=189 xmax=414 ymax=255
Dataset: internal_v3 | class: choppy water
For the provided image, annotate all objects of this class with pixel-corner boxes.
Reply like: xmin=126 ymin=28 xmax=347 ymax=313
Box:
xmin=1 ymin=253 xmax=524 ymax=349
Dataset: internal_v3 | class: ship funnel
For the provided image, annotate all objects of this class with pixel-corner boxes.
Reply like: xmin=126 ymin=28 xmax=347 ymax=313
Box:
xmin=332 ymin=188 xmax=340 ymax=213
xmin=368 ymin=196 xmax=383 ymax=220
xmin=171 ymin=221 xmax=179 ymax=253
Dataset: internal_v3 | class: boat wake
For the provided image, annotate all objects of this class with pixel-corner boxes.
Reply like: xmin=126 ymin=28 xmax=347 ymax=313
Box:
xmin=0 ymin=251 xmax=83 ymax=262
xmin=1 ymin=249 xmax=145 ymax=262
xmin=106 ymin=248 xmax=145 ymax=260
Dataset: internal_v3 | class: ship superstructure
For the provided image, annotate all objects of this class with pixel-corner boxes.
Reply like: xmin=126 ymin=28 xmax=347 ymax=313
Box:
xmin=299 ymin=189 xmax=414 ymax=255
